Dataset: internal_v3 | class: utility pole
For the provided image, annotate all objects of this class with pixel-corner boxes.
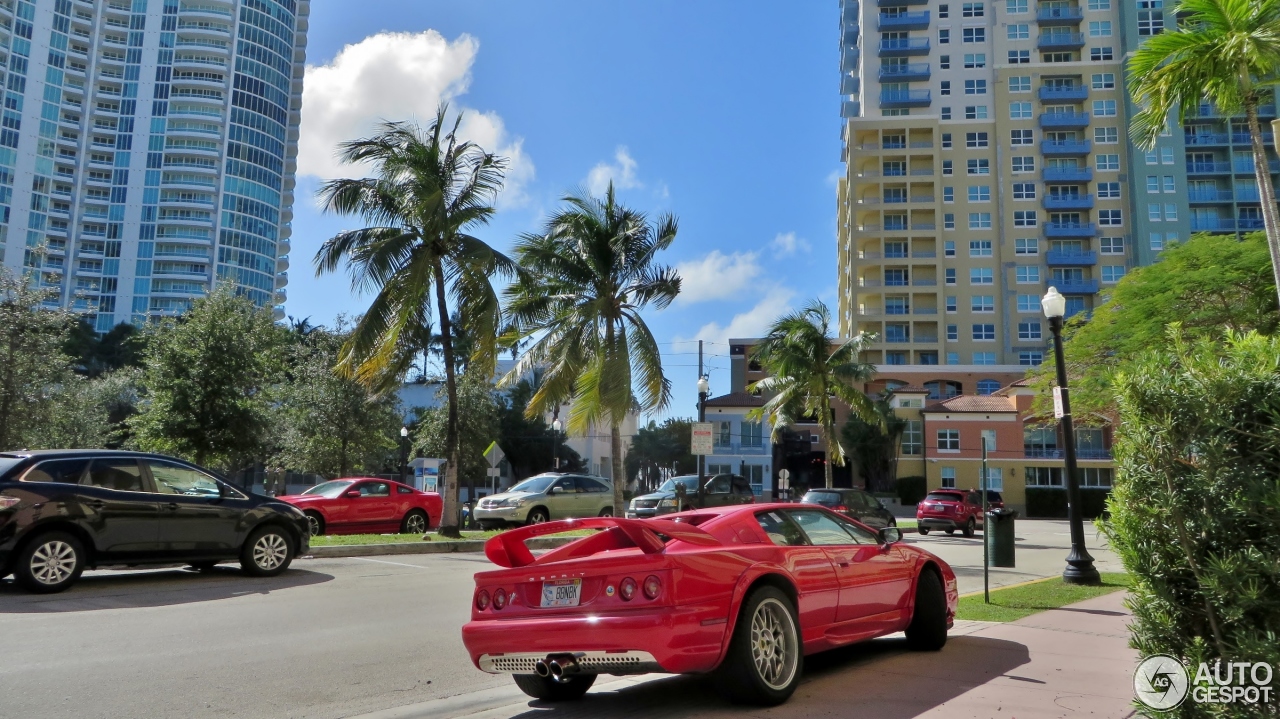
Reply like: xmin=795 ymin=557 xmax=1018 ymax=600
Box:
xmin=697 ymin=340 xmax=705 ymax=507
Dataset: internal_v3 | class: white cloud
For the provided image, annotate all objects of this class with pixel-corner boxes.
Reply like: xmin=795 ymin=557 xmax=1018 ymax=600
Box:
xmin=675 ymin=251 xmax=763 ymax=304
xmin=299 ymin=31 xmax=534 ymax=206
xmin=679 ymin=287 xmax=796 ymax=347
xmin=585 ymin=146 xmax=642 ymax=196
xmin=770 ymin=231 xmax=811 ymax=258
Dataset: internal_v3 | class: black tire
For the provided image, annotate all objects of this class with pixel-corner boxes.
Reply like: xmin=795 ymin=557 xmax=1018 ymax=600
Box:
xmin=918 ymin=527 xmax=930 ymax=535
xmin=240 ymin=525 xmax=295 ymax=577
xmin=526 ymin=508 xmax=550 ymax=525
xmin=400 ymin=509 xmax=429 ymax=534
xmin=305 ymin=512 xmax=325 ymax=537
xmin=187 ymin=561 xmax=219 ymax=572
xmin=712 ymin=586 xmax=803 ymax=706
xmin=963 ymin=517 xmax=976 ymax=538
xmin=598 ymin=506 xmax=613 ymax=518
xmin=944 ymin=528 xmax=954 ymax=535
xmin=14 ymin=531 xmax=85 ymax=594
xmin=905 ymin=569 xmax=948 ymax=651
xmin=512 ymin=672 xmax=597 ymax=701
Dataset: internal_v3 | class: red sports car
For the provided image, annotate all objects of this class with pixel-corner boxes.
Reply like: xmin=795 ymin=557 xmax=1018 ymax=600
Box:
xmin=278 ymin=478 xmax=442 ymax=536
xmin=461 ymin=503 xmax=958 ymax=706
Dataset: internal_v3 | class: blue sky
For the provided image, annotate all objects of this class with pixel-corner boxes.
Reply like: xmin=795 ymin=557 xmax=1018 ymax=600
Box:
xmin=288 ymin=1 xmax=841 ymax=420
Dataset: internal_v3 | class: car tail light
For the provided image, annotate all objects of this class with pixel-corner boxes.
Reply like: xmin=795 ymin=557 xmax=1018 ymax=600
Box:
xmin=475 ymin=589 xmax=491 ymax=611
xmin=642 ymin=575 xmax=661 ymax=600
xmin=834 ymin=504 xmax=848 ymax=511
xmin=619 ymin=577 xmax=637 ymax=601
xmin=493 ymin=588 xmax=507 ymax=610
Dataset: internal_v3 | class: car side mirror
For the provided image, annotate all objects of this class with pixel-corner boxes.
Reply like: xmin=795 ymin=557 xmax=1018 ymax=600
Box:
xmin=345 ymin=490 xmax=360 ymax=499
xmin=878 ymin=527 xmax=902 ymax=545
xmin=549 ymin=486 xmax=563 ymax=494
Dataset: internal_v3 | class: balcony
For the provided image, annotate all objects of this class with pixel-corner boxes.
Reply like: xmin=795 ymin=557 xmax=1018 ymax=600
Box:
xmin=879 ymin=62 xmax=930 ymax=82
xmin=1189 ymin=217 xmax=1261 ymax=231
xmin=1052 ymin=279 xmax=1101 ymax=294
xmin=1041 ymin=139 xmax=1091 ymax=155
xmin=878 ymin=11 xmax=930 ymax=30
xmin=1043 ymin=193 xmax=1094 ymax=210
xmin=1232 ymin=160 xmax=1280 ymax=174
xmin=1186 ymin=161 xmax=1232 ymax=174
xmin=877 ymin=0 xmax=929 ymax=5
xmin=1036 ymin=6 xmax=1084 ymax=24
xmin=1184 ymin=133 xmax=1230 ymax=146
xmin=878 ymin=38 xmax=931 ymax=56
xmin=1044 ymin=222 xmax=1098 ymax=238
xmin=1039 ymin=112 xmax=1090 ymax=129
xmin=1231 ymin=132 xmax=1275 ymax=144
xmin=841 ymin=101 xmax=861 ymax=118
xmin=1042 ymin=166 xmax=1093 ymax=182
xmin=880 ymin=89 xmax=932 ymax=108
xmin=1186 ymin=189 xmax=1234 ymax=203
xmin=1046 ymin=249 xmax=1098 ymax=265
xmin=1038 ymin=85 xmax=1088 ymax=102
xmin=710 ymin=441 xmax=770 ymax=456
xmin=1037 ymin=31 xmax=1085 ymax=49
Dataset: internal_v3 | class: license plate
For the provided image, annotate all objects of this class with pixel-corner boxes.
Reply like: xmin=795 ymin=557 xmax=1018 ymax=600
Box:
xmin=540 ymin=578 xmax=582 ymax=608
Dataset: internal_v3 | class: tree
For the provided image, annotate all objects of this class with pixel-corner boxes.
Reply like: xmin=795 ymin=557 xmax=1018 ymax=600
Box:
xmin=498 ymin=372 xmax=580 ymax=479
xmin=748 ymin=300 xmax=880 ymax=489
xmin=502 ymin=184 xmax=681 ymax=516
xmin=63 ymin=319 xmax=147 ymax=378
xmin=274 ymin=329 xmax=403 ymax=478
xmin=842 ymin=397 xmax=906 ymax=493
xmin=413 ymin=371 xmax=501 ymax=504
xmin=315 ymin=106 xmax=513 ymax=537
xmin=625 ymin=418 xmax=697 ymax=492
xmin=129 ymin=288 xmax=285 ymax=470
xmin=1128 ymin=0 xmax=1280 ymax=305
xmin=1032 ymin=232 xmax=1278 ymax=416
xmin=0 ymin=269 xmax=77 ymax=450
xmin=35 ymin=369 xmax=142 ymax=450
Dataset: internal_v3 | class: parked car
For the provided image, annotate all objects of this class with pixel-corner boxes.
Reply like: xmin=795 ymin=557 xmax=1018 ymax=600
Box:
xmin=277 ymin=478 xmax=442 ymax=536
xmin=0 ymin=450 xmax=310 ymax=594
xmin=626 ymin=473 xmax=755 ymax=518
xmin=800 ymin=488 xmax=897 ymax=529
xmin=472 ymin=473 xmax=614 ymax=529
xmin=462 ymin=505 xmax=957 ymax=705
xmin=916 ymin=489 xmax=988 ymax=537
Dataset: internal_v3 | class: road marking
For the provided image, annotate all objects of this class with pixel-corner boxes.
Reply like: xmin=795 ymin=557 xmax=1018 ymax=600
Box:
xmin=354 ymin=557 xmax=431 ymax=570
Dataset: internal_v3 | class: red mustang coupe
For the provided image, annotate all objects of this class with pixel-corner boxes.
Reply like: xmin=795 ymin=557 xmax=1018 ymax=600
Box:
xmin=278 ymin=478 xmax=442 ymax=536
xmin=461 ymin=503 xmax=958 ymax=706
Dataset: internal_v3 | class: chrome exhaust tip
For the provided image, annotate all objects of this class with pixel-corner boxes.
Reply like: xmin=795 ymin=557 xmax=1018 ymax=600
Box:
xmin=547 ymin=656 xmax=579 ymax=683
xmin=534 ymin=660 xmax=550 ymax=678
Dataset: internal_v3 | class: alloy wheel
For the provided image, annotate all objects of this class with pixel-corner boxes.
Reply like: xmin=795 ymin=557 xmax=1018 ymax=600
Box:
xmin=307 ymin=515 xmax=322 ymax=536
xmin=253 ymin=533 xmax=288 ymax=571
xmin=29 ymin=540 xmax=77 ymax=586
xmin=749 ymin=597 xmax=799 ymax=690
xmin=405 ymin=513 xmax=427 ymax=534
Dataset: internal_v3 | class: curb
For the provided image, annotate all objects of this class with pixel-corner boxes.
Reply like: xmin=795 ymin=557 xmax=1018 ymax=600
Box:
xmin=303 ymin=535 xmax=579 ymax=559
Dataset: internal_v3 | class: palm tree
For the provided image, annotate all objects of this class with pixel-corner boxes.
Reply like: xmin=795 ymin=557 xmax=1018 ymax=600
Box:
xmin=747 ymin=301 xmax=880 ymax=489
xmin=502 ymin=184 xmax=680 ymax=515
xmin=1129 ymin=0 xmax=1280 ymax=303
xmin=314 ymin=106 xmax=513 ymax=537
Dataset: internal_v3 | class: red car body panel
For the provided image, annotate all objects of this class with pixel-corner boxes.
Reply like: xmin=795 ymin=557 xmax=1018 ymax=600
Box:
xmin=278 ymin=478 xmax=442 ymax=534
xmin=460 ymin=504 xmax=958 ymax=677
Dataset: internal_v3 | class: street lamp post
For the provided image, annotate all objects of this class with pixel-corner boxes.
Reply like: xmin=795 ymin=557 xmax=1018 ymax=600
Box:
xmin=399 ymin=426 xmax=409 ymax=486
xmin=697 ymin=375 xmax=710 ymax=507
xmin=1042 ymin=287 xmax=1101 ymax=585
xmin=552 ymin=418 xmax=562 ymax=471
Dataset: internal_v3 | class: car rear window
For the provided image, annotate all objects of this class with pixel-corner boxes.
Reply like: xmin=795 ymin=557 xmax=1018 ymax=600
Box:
xmin=924 ymin=492 xmax=962 ymax=502
xmin=802 ymin=491 xmax=842 ymax=506
xmin=21 ymin=458 xmax=90 ymax=484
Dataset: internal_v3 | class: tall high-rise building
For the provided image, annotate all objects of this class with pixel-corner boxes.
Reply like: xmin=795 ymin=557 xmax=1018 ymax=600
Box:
xmin=0 ymin=0 xmax=309 ymax=329
xmin=836 ymin=0 xmax=1279 ymax=372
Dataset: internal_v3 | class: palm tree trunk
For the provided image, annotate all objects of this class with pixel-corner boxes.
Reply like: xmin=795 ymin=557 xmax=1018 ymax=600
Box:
xmin=1244 ymin=101 xmax=1280 ymax=307
xmin=823 ymin=425 xmax=835 ymax=489
xmin=610 ymin=423 xmax=625 ymax=517
xmin=434 ymin=261 xmax=462 ymax=538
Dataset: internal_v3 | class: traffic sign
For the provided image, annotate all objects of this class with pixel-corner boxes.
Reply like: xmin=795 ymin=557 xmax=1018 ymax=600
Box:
xmin=691 ymin=423 xmax=714 ymax=455
xmin=778 ymin=469 xmax=790 ymax=489
xmin=484 ymin=441 xmax=506 ymax=468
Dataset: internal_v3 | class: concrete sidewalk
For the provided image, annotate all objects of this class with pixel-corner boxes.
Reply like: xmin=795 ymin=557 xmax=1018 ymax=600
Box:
xmin=356 ymin=590 xmax=1138 ymax=719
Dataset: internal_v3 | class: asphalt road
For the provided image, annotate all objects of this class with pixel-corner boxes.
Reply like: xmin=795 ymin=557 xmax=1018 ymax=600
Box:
xmin=0 ymin=520 xmax=1121 ymax=719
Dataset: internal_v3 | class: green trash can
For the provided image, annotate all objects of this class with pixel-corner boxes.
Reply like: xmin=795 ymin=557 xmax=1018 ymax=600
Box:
xmin=985 ymin=508 xmax=1017 ymax=568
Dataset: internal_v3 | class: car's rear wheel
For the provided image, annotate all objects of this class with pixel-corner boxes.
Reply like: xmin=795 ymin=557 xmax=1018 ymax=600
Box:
xmin=963 ymin=517 xmax=976 ymax=538
xmin=512 ymin=672 xmax=597 ymax=701
xmin=400 ymin=509 xmax=429 ymax=534
xmin=240 ymin=525 xmax=294 ymax=577
xmin=14 ymin=531 xmax=85 ymax=594
xmin=305 ymin=511 xmax=325 ymax=537
xmin=187 ymin=561 xmax=219 ymax=572
xmin=713 ymin=586 xmax=803 ymax=705
xmin=905 ymin=569 xmax=948 ymax=651
xmin=918 ymin=527 xmax=930 ymax=535
xmin=526 ymin=508 xmax=550 ymax=525
xmin=598 ymin=506 xmax=613 ymax=518
xmin=944 ymin=528 xmax=954 ymax=535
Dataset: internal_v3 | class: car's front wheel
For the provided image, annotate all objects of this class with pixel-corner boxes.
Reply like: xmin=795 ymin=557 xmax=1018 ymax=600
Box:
xmin=526 ymin=508 xmax=550 ymax=525
xmin=401 ymin=509 xmax=429 ymax=534
xmin=918 ymin=527 xmax=930 ymax=535
xmin=14 ymin=531 xmax=85 ymax=594
xmin=240 ymin=525 xmax=294 ymax=577
xmin=713 ymin=586 xmax=803 ymax=705
xmin=598 ymin=506 xmax=613 ymax=518
xmin=512 ymin=673 xmax=597 ymax=701
xmin=963 ymin=517 xmax=976 ymax=538
xmin=305 ymin=511 xmax=325 ymax=537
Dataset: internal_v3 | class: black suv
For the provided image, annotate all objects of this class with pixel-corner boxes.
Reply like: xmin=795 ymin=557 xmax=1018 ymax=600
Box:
xmin=626 ymin=473 xmax=756 ymax=518
xmin=0 ymin=450 xmax=310 ymax=593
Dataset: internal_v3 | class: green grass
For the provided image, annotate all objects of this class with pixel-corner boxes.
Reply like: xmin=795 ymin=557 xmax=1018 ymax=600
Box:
xmin=896 ymin=518 xmax=917 ymax=528
xmin=309 ymin=529 xmax=596 ymax=547
xmin=955 ymin=572 xmax=1131 ymax=622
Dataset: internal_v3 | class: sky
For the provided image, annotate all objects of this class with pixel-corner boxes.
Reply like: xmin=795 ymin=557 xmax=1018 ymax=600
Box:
xmin=288 ymin=0 xmax=842 ymax=422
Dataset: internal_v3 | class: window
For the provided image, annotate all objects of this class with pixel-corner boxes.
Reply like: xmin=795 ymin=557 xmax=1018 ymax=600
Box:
xmin=969 ymin=212 xmax=992 ymax=228
xmin=966 ymin=131 xmax=989 ymax=148
xmin=1144 ymin=149 xmax=1159 ymax=165
xmin=1026 ymin=466 xmax=1063 ymax=487
xmin=1012 ymin=182 xmax=1035 ymax=200
xmin=1137 ymin=0 xmax=1164 ymax=36
xmin=1088 ymin=0 xmax=1110 ymax=8
xmin=972 ymin=323 xmax=996 ymax=340
xmin=1015 ymin=238 xmax=1038 ymax=254
xmin=940 ymin=467 xmax=957 ymax=488
xmin=1018 ymin=321 xmax=1042 ymax=340
xmin=940 ymin=28 xmax=950 ymax=43
xmin=982 ymin=466 xmax=1004 ymax=491
xmin=939 ymin=3 xmax=951 ymax=17
xmin=1093 ymin=127 xmax=1117 ymax=145
xmin=945 ymin=214 xmax=956 ymax=230
xmin=974 ymin=352 xmax=997 ymax=365
xmin=1088 ymin=20 xmax=1112 ymax=36
xmin=945 ymin=240 xmax=956 ymax=257
xmin=942 ymin=133 xmax=953 ymax=149
xmin=1100 ymin=236 xmax=1124 ymax=254
xmin=1163 ymin=176 xmax=1175 ymax=192
xmin=968 ymin=186 xmax=991 ymax=202
xmin=962 ymin=2 xmax=985 ymax=16
xmin=1014 ymin=210 xmax=1037 ymax=226
xmin=1017 ymin=294 xmax=1039 ymax=311
xmin=971 ymin=267 xmax=994 ymax=284
xmin=1011 ymin=129 xmax=1034 ymax=145
xmin=1164 ymin=203 xmax=1177 ymax=220
xmin=1009 ymin=50 xmax=1030 ymax=63
xmin=964 ymin=53 xmax=987 ymax=68
xmin=976 ymin=379 xmax=1001 ymax=395
xmin=941 ymin=80 xmax=952 ymax=96
xmin=1009 ymin=76 xmax=1031 ymax=93
xmin=943 ymin=186 xmax=954 ymax=202
xmin=1150 ymin=233 xmax=1165 ymax=251
xmin=1081 ymin=467 xmax=1114 ymax=488
xmin=967 ymin=158 xmax=990 ymax=175
xmin=938 ymin=429 xmax=961 ymax=451
xmin=941 ymin=106 xmax=953 ymax=120
xmin=943 ymin=160 xmax=954 ymax=176
xmin=946 ymin=268 xmax=957 ymax=284
xmin=149 ymin=460 xmax=220 ymax=497
xmin=1091 ymin=73 xmax=1115 ymax=89
xmin=85 ymin=459 xmax=144 ymax=492
xmin=970 ymin=239 xmax=993 ymax=256
xmin=965 ymin=105 xmax=988 ymax=119
xmin=963 ymin=27 xmax=986 ymax=43
xmin=1148 ymin=203 xmax=1162 ymax=221
xmin=1012 ymin=156 xmax=1035 ymax=173
xmin=1099 ymin=209 xmax=1122 ymax=226
xmin=712 ymin=420 xmax=732 ymax=447
xmin=756 ymin=511 xmax=807 ymax=547
xmin=947 ymin=352 xmax=961 ymax=365
xmin=1020 ymin=351 xmax=1044 ymax=365
xmin=1016 ymin=265 xmax=1041 ymax=283
xmin=946 ymin=295 xmax=958 ymax=312
xmin=1090 ymin=47 xmax=1114 ymax=61
xmin=1097 ymin=154 xmax=1120 ymax=170
xmin=1161 ymin=147 xmax=1174 ymax=164
xmin=20 ymin=458 xmax=89 ymax=484
xmin=1102 ymin=265 xmax=1126 ymax=283
xmin=1092 ymin=100 xmax=1117 ymax=117
xmin=940 ymin=54 xmax=951 ymax=69
xmin=1097 ymin=181 xmax=1120 ymax=198
xmin=947 ymin=323 xmax=959 ymax=339
xmin=1010 ymin=101 xmax=1032 ymax=119
xmin=971 ymin=294 xmax=994 ymax=311
xmin=980 ymin=429 xmax=997 ymax=451
xmin=1008 ymin=0 xmax=1029 ymax=9
xmin=1146 ymin=176 xmax=1159 ymax=193
xmin=1008 ymin=24 xmax=1030 ymax=40
xmin=902 ymin=420 xmax=923 ymax=455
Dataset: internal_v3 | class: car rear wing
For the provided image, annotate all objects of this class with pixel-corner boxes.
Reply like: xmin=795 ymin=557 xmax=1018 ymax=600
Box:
xmin=484 ymin=516 xmax=721 ymax=569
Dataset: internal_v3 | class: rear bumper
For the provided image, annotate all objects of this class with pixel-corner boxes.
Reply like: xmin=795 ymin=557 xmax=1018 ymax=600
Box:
xmin=479 ymin=650 xmax=662 ymax=675
xmin=625 ymin=508 xmax=658 ymax=519
xmin=918 ymin=517 xmax=961 ymax=530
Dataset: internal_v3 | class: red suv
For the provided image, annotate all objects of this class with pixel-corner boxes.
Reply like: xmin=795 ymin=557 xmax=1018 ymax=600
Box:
xmin=916 ymin=489 xmax=992 ymax=537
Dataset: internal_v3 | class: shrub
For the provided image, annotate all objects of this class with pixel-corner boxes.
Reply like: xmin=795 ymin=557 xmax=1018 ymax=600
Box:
xmin=1107 ymin=332 xmax=1280 ymax=717
xmin=896 ymin=476 xmax=927 ymax=505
